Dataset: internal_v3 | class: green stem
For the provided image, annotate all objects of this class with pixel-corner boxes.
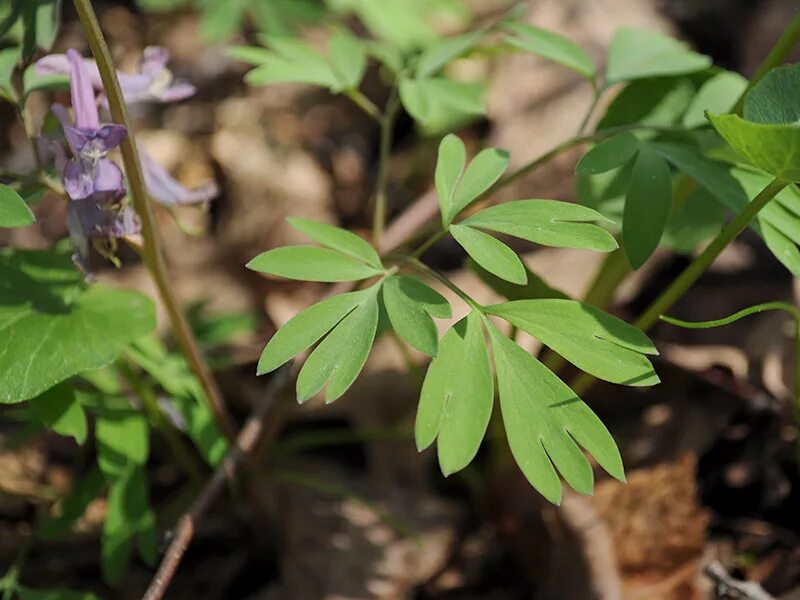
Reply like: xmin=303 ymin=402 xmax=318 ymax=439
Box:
xmin=73 ymin=0 xmax=237 ymax=442
xmin=372 ymin=89 xmax=400 ymax=246
xmin=733 ymin=12 xmax=800 ymax=115
xmin=408 ymin=258 xmax=483 ymax=311
xmin=571 ymin=177 xmax=788 ymax=396
xmin=344 ymin=88 xmax=382 ymax=121
xmin=577 ymin=84 xmax=602 ymax=135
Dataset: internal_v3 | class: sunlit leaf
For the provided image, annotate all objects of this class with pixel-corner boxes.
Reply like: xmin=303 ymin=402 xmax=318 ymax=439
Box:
xmin=0 ymin=184 xmax=34 ymax=228
xmin=415 ymin=30 xmax=483 ymax=78
xmin=29 ymin=383 xmax=86 ymax=444
xmin=382 ymin=275 xmax=450 ymax=356
xmin=451 ymin=224 xmax=526 ymax=285
xmin=399 ymin=76 xmax=485 ymax=133
xmin=95 ymin=406 xmax=149 ymax=477
xmin=247 ymin=245 xmax=383 ymax=282
xmin=505 ymin=21 xmax=594 ymax=78
xmin=287 ymin=217 xmax=381 ymax=268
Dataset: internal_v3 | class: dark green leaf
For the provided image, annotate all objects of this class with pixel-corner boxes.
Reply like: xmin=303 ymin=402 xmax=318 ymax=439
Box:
xmin=95 ymin=407 xmax=149 ymax=477
xmin=462 ymin=199 xmax=617 ymax=252
xmin=623 ymin=148 xmax=672 ymax=268
xmin=0 ymin=183 xmax=34 ymax=227
xmin=488 ymin=299 xmax=659 ymax=386
xmin=415 ymin=311 xmax=493 ymax=475
xmin=744 ymin=63 xmax=800 ymax=125
xmin=505 ymin=21 xmax=594 ymax=78
xmin=29 ymin=383 xmax=86 ymax=444
xmin=576 ymin=133 xmax=640 ymax=175
xmin=0 ymin=249 xmax=156 ymax=403
xmin=597 ymin=76 xmax=697 ymax=130
xmin=662 ymin=186 xmax=725 ymax=253
xmin=247 ymin=245 xmax=383 ymax=282
xmin=488 ymin=323 xmax=625 ymax=504
xmin=450 ymin=224 xmax=526 ymax=285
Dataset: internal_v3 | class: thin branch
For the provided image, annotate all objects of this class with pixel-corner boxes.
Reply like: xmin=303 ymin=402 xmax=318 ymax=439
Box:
xmin=141 ymin=366 xmax=292 ymax=600
xmin=72 ymin=0 xmax=237 ymax=442
xmin=704 ymin=561 xmax=775 ymax=600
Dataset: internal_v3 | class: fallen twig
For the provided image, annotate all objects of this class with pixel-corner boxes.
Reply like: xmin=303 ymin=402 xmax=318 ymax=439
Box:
xmin=141 ymin=366 xmax=292 ymax=600
xmin=704 ymin=561 xmax=775 ymax=600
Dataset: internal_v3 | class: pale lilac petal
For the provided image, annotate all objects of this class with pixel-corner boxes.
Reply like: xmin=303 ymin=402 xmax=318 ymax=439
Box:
xmin=35 ymin=54 xmax=104 ymax=89
xmin=64 ymin=123 xmax=127 ymax=158
xmin=63 ymin=158 xmax=126 ymax=202
xmin=93 ymin=159 xmax=126 ymax=195
xmin=139 ymin=147 xmax=218 ymax=205
xmin=141 ymin=46 xmax=170 ymax=77
xmin=156 ymin=82 xmax=196 ymax=103
xmin=67 ymin=49 xmax=100 ymax=130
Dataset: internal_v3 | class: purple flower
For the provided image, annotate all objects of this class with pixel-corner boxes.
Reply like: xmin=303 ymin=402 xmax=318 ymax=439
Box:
xmin=139 ymin=146 xmax=218 ymax=206
xmin=57 ymin=50 xmax=139 ymax=274
xmin=35 ymin=46 xmax=196 ymax=104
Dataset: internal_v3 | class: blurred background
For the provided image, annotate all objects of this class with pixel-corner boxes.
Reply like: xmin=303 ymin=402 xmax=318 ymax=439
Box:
xmin=3 ymin=0 xmax=800 ymax=598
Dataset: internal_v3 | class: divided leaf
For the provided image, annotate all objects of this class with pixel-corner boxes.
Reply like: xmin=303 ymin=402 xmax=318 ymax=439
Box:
xmin=296 ymin=286 xmax=380 ymax=403
xmin=247 ymin=246 xmax=383 ymax=282
xmin=415 ymin=31 xmax=484 ymax=78
xmin=450 ymin=224 xmax=527 ymax=285
xmin=382 ymin=275 xmax=451 ymax=356
xmin=434 ymin=134 xmax=509 ymax=225
xmin=415 ymin=312 xmax=493 ymax=476
xmin=487 ymin=299 xmax=659 ymax=386
xmin=399 ymin=77 xmax=485 ymax=133
xmin=605 ymin=27 xmax=711 ymax=85
xmin=257 ymin=289 xmax=373 ymax=375
xmin=623 ymin=147 xmax=673 ymax=268
xmin=461 ymin=199 xmax=618 ymax=252
xmin=0 ymin=184 xmax=35 ymax=228
xmin=504 ymin=22 xmax=594 ymax=79
xmin=487 ymin=324 xmax=625 ymax=504
xmin=287 ymin=217 xmax=382 ymax=268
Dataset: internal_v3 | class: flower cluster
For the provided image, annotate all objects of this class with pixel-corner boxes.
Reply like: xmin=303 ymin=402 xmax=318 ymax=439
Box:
xmin=36 ymin=48 xmax=217 ymax=275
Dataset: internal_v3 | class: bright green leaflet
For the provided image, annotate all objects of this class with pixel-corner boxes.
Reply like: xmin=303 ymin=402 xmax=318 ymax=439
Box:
xmin=504 ymin=21 xmax=594 ymax=79
xmin=287 ymin=217 xmax=382 ymax=268
xmin=434 ymin=134 xmax=509 ymax=225
xmin=415 ymin=312 xmax=493 ymax=476
xmin=0 ymin=184 xmax=35 ymax=228
xmin=598 ymin=76 xmax=697 ymax=129
xmin=382 ymin=275 xmax=450 ymax=356
xmin=487 ymin=299 xmax=659 ymax=386
xmin=95 ymin=408 xmax=150 ymax=477
xmin=450 ymin=224 xmax=526 ymax=285
xmin=102 ymin=466 xmax=156 ymax=584
xmin=605 ymin=27 xmax=711 ymax=85
xmin=487 ymin=324 xmax=625 ymax=504
xmin=296 ymin=287 xmax=380 ymax=403
xmin=461 ymin=199 xmax=618 ymax=252
xmin=683 ymin=70 xmax=747 ymax=128
xmin=23 ymin=62 xmax=69 ymax=97
xmin=0 ymin=46 xmax=19 ymax=103
xmin=415 ymin=30 xmax=483 ymax=78
xmin=328 ymin=29 xmax=367 ymax=91
xmin=623 ymin=147 xmax=673 ymax=268
xmin=327 ymin=0 xmax=442 ymax=51
xmin=0 ymin=250 xmax=156 ymax=403
xmin=257 ymin=289 xmax=371 ymax=374
xmin=29 ymin=383 xmax=87 ymax=444
xmin=247 ymin=245 xmax=383 ymax=282
xmin=575 ymin=133 xmax=640 ymax=176
xmin=399 ymin=76 xmax=485 ymax=134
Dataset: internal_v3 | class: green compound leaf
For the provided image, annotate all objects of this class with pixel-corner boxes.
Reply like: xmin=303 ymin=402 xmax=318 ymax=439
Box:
xmin=451 ymin=224 xmax=526 ymax=285
xmin=296 ymin=285 xmax=380 ymax=403
xmin=623 ymin=147 xmax=673 ymax=268
xmin=683 ymin=70 xmax=747 ymax=128
xmin=102 ymin=465 xmax=156 ymax=584
xmin=0 ymin=184 xmax=35 ymax=228
xmin=287 ymin=217 xmax=382 ymax=268
xmin=576 ymin=133 xmax=640 ymax=176
xmin=29 ymin=383 xmax=87 ymax=444
xmin=247 ymin=246 xmax=383 ymax=282
xmin=598 ymin=76 xmax=698 ymax=130
xmin=230 ymin=32 xmax=366 ymax=93
xmin=95 ymin=407 xmax=149 ymax=478
xmin=743 ymin=63 xmax=800 ymax=125
xmin=415 ymin=30 xmax=484 ymax=78
xmin=0 ymin=249 xmax=156 ymax=403
xmin=399 ymin=76 xmax=485 ymax=134
xmin=504 ymin=21 xmax=594 ymax=79
xmin=257 ymin=289 xmax=372 ymax=375
xmin=461 ymin=199 xmax=617 ymax=252
xmin=415 ymin=311 xmax=493 ymax=476
xmin=434 ymin=134 xmax=509 ymax=225
xmin=487 ymin=299 xmax=659 ymax=386
xmin=605 ymin=27 xmax=711 ymax=85
xmin=382 ymin=275 xmax=451 ymax=356
xmin=487 ymin=323 xmax=624 ymax=504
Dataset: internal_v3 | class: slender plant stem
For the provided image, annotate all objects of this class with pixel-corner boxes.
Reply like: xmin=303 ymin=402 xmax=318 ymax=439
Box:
xmin=733 ymin=11 xmax=800 ymax=115
xmin=72 ymin=0 xmax=237 ymax=442
xmin=571 ymin=177 xmax=788 ymax=396
xmin=577 ymin=85 xmax=602 ymax=135
xmin=372 ymin=89 xmax=400 ymax=246
xmin=408 ymin=258 xmax=482 ymax=310
xmin=344 ymin=88 xmax=382 ymax=121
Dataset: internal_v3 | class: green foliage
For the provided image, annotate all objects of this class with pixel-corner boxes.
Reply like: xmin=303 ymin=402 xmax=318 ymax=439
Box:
xmin=29 ymin=383 xmax=87 ymax=444
xmin=95 ymin=406 xmax=150 ymax=477
xmin=605 ymin=27 xmax=711 ymax=85
xmin=382 ymin=275 xmax=450 ymax=356
xmin=504 ymin=21 xmax=595 ymax=79
xmin=247 ymin=245 xmax=384 ymax=282
xmin=0 ymin=183 xmax=35 ymax=227
xmin=287 ymin=217 xmax=382 ymax=268
xmin=683 ymin=71 xmax=747 ymax=128
xmin=487 ymin=323 xmax=625 ymax=504
xmin=398 ymin=76 xmax=485 ymax=133
xmin=451 ymin=223 xmax=526 ymax=285
xmin=0 ymin=249 xmax=156 ymax=403
xmin=415 ymin=311 xmax=493 ymax=476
